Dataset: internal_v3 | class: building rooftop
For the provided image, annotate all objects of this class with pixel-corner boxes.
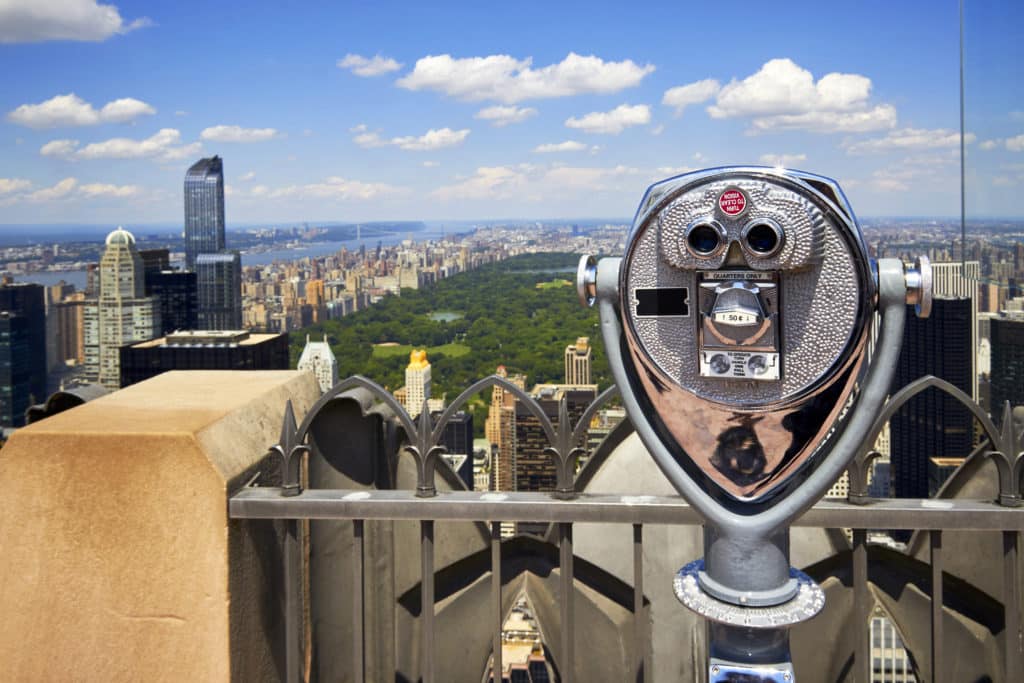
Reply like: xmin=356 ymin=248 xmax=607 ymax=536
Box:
xmin=129 ymin=330 xmax=282 ymax=348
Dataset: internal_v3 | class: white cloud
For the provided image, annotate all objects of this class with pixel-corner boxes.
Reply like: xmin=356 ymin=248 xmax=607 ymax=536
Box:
xmin=650 ymin=124 xmax=664 ymax=136
xmin=0 ymin=178 xmax=32 ymax=195
xmin=656 ymin=166 xmax=695 ymax=177
xmin=474 ymin=105 xmax=537 ymax=127
xmin=422 ymin=161 xmax=440 ymax=168
xmin=845 ymin=128 xmax=974 ymax=155
xmin=78 ymin=182 xmax=140 ymax=198
xmin=534 ymin=141 xmax=588 ymax=153
xmin=663 ymin=79 xmax=720 ymax=116
xmin=337 ymin=54 xmax=403 ymax=77
xmin=28 ymin=177 xmax=77 ymax=202
xmin=43 ymin=128 xmax=202 ymax=161
xmin=1007 ymin=134 xmax=1024 ymax=152
xmin=397 ymin=52 xmax=655 ymax=104
xmin=240 ymin=171 xmax=256 ymax=181
xmin=268 ymin=176 xmax=401 ymax=201
xmin=351 ymin=124 xmax=469 ymax=151
xmin=8 ymin=93 xmax=155 ymax=128
xmin=174 ymin=110 xmax=188 ymax=117
xmin=565 ymin=104 xmax=651 ymax=135
xmin=200 ymin=125 xmax=279 ymax=143
xmin=392 ymin=127 xmax=469 ymax=151
xmin=0 ymin=0 xmax=151 ymax=43
xmin=707 ymin=58 xmax=896 ymax=134
xmin=980 ymin=139 xmax=1000 ymax=151
xmin=759 ymin=153 xmax=807 ymax=167
xmin=40 ymin=139 xmax=80 ymax=157
xmin=432 ymin=166 xmax=531 ymax=201
xmin=432 ymin=163 xmax=642 ymax=201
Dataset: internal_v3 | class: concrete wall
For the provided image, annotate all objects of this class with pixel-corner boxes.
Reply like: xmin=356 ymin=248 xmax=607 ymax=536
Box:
xmin=0 ymin=370 xmax=320 ymax=682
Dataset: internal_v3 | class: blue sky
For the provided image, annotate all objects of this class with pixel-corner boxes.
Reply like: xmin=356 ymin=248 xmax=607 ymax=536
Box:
xmin=0 ymin=0 xmax=1020 ymax=226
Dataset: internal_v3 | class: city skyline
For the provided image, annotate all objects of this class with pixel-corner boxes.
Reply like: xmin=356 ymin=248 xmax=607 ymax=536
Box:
xmin=1 ymin=0 xmax=1021 ymax=226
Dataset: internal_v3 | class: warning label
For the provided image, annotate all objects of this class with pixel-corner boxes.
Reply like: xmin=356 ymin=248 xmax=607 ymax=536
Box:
xmin=719 ymin=189 xmax=747 ymax=216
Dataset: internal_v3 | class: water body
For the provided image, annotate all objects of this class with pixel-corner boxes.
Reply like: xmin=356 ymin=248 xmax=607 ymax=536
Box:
xmin=16 ymin=227 xmax=473 ymax=291
xmin=428 ymin=311 xmax=463 ymax=322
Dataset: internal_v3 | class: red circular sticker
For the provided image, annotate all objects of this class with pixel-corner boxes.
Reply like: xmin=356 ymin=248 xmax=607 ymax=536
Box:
xmin=719 ymin=189 xmax=746 ymax=216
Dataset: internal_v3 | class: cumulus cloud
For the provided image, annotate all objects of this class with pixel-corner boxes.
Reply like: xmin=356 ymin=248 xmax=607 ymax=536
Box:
xmin=533 ymin=141 xmax=588 ymax=153
xmin=980 ymin=139 xmax=1000 ymax=151
xmin=8 ymin=93 xmax=155 ymax=128
xmin=351 ymin=124 xmax=469 ymax=151
xmin=268 ymin=176 xmax=401 ymax=201
xmin=337 ymin=54 xmax=403 ymax=77
xmin=397 ymin=52 xmax=655 ymax=104
xmin=422 ymin=161 xmax=440 ymax=168
xmin=41 ymin=128 xmax=202 ymax=161
xmin=759 ymin=153 xmax=807 ymax=167
xmin=240 ymin=171 xmax=256 ymax=181
xmin=474 ymin=105 xmax=537 ymax=127
xmin=0 ymin=178 xmax=33 ymax=195
xmin=27 ymin=177 xmax=78 ymax=201
xmin=565 ymin=104 xmax=651 ymax=135
xmin=432 ymin=163 xmax=642 ymax=201
xmin=1007 ymin=134 xmax=1024 ymax=152
xmin=844 ymin=128 xmax=974 ymax=155
xmin=663 ymin=79 xmax=720 ymax=116
xmin=0 ymin=0 xmax=151 ymax=43
xmin=200 ymin=125 xmax=279 ymax=143
xmin=706 ymin=58 xmax=896 ymax=134
xmin=78 ymin=182 xmax=140 ymax=198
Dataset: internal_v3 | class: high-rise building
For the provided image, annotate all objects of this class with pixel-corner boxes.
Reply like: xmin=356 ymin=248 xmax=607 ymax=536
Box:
xmin=931 ymin=261 xmax=979 ymax=399
xmin=196 ymin=252 xmax=242 ymax=330
xmin=564 ymin=336 xmax=592 ymax=385
xmin=297 ymin=334 xmax=338 ymax=393
xmin=0 ymin=281 xmax=46 ymax=428
xmin=990 ymin=316 xmax=1024 ymax=416
xmin=514 ymin=383 xmax=597 ymax=494
xmin=54 ymin=291 xmax=87 ymax=365
xmin=119 ymin=330 xmax=288 ymax=387
xmin=485 ymin=365 xmax=524 ymax=492
xmin=890 ymin=299 xmax=974 ymax=499
xmin=138 ymin=248 xmax=171 ymax=284
xmin=83 ymin=228 xmax=161 ymax=390
xmin=184 ymin=156 xmax=225 ymax=271
xmin=404 ymin=349 xmax=432 ymax=417
xmin=148 ymin=270 xmax=198 ymax=334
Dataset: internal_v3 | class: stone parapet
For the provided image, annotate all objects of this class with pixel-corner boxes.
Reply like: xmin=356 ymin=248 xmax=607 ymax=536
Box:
xmin=0 ymin=370 xmax=320 ymax=682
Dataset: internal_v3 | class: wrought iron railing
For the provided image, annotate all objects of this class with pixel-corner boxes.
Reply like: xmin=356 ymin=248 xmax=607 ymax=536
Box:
xmin=229 ymin=374 xmax=1024 ymax=683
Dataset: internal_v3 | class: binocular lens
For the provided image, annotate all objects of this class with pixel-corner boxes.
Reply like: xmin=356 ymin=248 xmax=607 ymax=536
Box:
xmin=744 ymin=222 xmax=781 ymax=255
xmin=687 ymin=223 xmax=722 ymax=255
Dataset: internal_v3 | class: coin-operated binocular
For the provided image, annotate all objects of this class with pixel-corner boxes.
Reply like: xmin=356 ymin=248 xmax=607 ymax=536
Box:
xmin=578 ymin=167 xmax=931 ymax=681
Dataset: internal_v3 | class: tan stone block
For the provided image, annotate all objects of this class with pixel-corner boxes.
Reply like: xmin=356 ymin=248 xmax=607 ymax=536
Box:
xmin=0 ymin=370 xmax=320 ymax=682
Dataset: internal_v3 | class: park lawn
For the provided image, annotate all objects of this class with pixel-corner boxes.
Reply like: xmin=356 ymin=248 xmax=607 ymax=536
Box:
xmin=372 ymin=342 xmax=471 ymax=359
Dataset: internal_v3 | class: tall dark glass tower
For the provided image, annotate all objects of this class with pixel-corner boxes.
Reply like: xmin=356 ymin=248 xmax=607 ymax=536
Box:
xmin=184 ymin=156 xmax=225 ymax=271
xmin=890 ymin=298 xmax=974 ymax=499
xmin=990 ymin=317 xmax=1024 ymax=416
xmin=0 ymin=282 xmax=46 ymax=428
xmin=196 ymin=252 xmax=242 ymax=330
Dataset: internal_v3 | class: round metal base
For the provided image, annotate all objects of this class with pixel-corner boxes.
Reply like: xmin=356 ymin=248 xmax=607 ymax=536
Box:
xmin=673 ymin=559 xmax=825 ymax=628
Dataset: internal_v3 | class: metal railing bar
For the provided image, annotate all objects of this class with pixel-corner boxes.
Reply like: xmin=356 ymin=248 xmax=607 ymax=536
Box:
xmin=421 ymin=520 xmax=435 ymax=683
xmin=284 ymin=519 xmax=301 ymax=683
xmin=230 ymin=489 xmax=1024 ymax=530
xmin=559 ymin=522 xmax=574 ymax=683
xmin=491 ymin=522 xmax=502 ymax=683
xmin=632 ymin=524 xmax=644 ymax=683
xmin=931 ymin=530 xmax=943 ymax=683
xmin=1004 ymin=530 xmax=1021 ymax=683
xmin=353 ymin=519 xmax=364 ymax=683
xmin=852 ymin=528 xmax=869 ymax=683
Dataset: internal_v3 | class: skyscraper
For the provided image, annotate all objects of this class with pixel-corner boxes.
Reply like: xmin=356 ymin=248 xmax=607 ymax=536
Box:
xmin=564 ymin=336 xmax=592 ymax=385
xmin=485 ymin=365 xmax=523 ymax=492
xmin=297 ymin=334 xmax=338 ymax=393
xmin=990 ymin=316 xmax=1024 ymax=415
xmin=148 ymin=270 xmax=198 ymax=334
xmin=0 ymin=281 xmax=46 ymax=428
xmin=404 ymin=349 xmax=431 ymax=417
xmin=84 ymin=228 xmax=161 ymax=390
xmin=890 ymin=298 xmax=974 ymax=499
xmin=196 ymin=252 xmax=242 ymax=330
xmin=184 ymin=156 xmax=225 ymax=271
